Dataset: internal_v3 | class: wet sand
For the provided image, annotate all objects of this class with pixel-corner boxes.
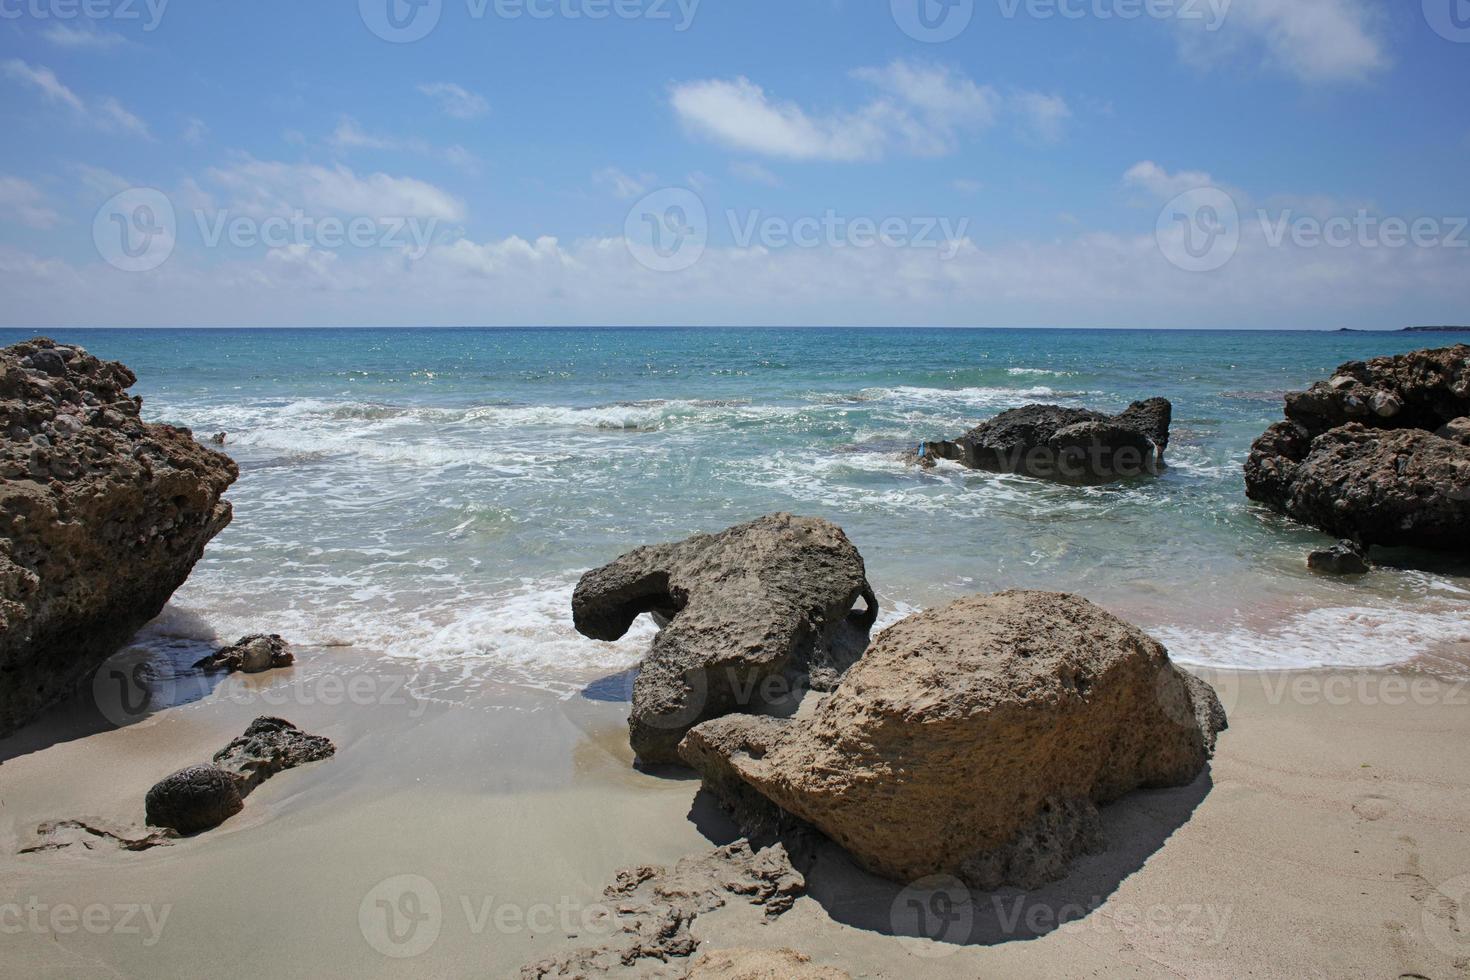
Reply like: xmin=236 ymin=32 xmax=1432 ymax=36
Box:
xmin=1 ymin=656 xmax=1467 ymax=978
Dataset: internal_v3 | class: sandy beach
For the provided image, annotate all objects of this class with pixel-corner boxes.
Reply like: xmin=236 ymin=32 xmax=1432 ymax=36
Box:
xmin=2 ymin=654 xmax=1467 ymax=979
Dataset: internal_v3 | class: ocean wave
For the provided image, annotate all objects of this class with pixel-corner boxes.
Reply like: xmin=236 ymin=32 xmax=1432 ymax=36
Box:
xmin=1150 ymin=604 xmax=1470 ymax=673
xmin=1007 ymin=367 xmax=1074 ymax=377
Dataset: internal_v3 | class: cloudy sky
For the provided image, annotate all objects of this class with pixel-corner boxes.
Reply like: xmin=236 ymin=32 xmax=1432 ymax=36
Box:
xmin=0 ymin=0 xmax=1466 ymax=328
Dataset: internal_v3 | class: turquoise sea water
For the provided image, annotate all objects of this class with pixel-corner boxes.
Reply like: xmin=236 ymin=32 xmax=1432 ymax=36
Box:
xmin=7 ymin=327 xmax=1468 ymax=685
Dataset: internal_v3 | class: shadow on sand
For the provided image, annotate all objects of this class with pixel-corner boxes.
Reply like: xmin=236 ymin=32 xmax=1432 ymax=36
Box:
xmin=687 ymin=770 xmax=1215 ymax=948
xmin=0 ymin=607 xmax=230 ymax=764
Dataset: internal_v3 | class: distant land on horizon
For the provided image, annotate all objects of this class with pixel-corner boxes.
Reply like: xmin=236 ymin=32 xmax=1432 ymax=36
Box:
xmin=1336 ymin=325 xmax=1470 ymax=334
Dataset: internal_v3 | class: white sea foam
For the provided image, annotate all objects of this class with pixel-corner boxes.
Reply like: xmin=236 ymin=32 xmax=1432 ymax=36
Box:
xmin=1007 ymin=367 xmax=1074 ymax=377
xmin=1151 ymin=604 xmax=1470 ymax=672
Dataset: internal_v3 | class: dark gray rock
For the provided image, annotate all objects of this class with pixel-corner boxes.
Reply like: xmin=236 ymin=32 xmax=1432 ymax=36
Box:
xmin=1308 ymin=540 xmax=1370 ymax=576
xmin=916 ymin=398 xmax=1172 ymax=484
xmin=213 ymin=716 xmax=335 ymax=794
xmin=1246 ymin=346 xmax=1470 ymax=554
xmin=573 ymin=514 xmax=877 ymax=767
xmin=144 ymin=764 xmax=243 ymax=834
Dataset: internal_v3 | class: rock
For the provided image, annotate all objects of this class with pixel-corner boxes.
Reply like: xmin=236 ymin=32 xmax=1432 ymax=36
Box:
xmin=210 ymin=432 xmax=227 ymax=445
xmin=519 ymin=841 xmax=804 ymax=979
xmin=915 ymin=398 xmax=1172 ymax=484
xmin=212 ymin=716 xmax=335 ymax=794
xmin=20 ymin=819 xmax=177 ymax=853
xmin=686 ymin=949 xmax=851 ymax=979
xmin=680 ymin=591 xmax=1225 ymax=891
xmin=144 ymin=764 xmax=244 ymax=834
xmin=1308 ymin=540 xmax=1370 ymax=576
xmin=0 ymin=337 xmax=237 ymax=736
xmin=1437 ymin=417 xmax=1470 ymax=446
xmin=572 ymin=514 xmax=877 ymax=766
xmin=194 ymin=634 xmax=295 ymax=674
xmin=1246 ymin=347 xmax=1470 ymax=553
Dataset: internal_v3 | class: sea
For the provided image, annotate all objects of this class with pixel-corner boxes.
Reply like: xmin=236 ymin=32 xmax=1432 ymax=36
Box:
xmin=7 ymin=327 xmax=1467 ymax=694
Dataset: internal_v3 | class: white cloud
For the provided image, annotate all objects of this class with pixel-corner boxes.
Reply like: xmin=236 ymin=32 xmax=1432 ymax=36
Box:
xmin=3 ymin=59 xmax=149 ymax=136
xmin=1124 ymin=161 xmax=1220 ymax=200
xmin=204 ymin=158 xmax=466 ymax=221
xmin=183 ymin=117 xmax=208 ymax=145
xmin=594 ymin=167 xmax=653 ymax=199
xmin=1012 ymin=91 xmax=1071 ymax=143
xmin=1174 ymin=0 xmax=1387 ymax=83
xmin=951 ymin=178 xmax=983 ymax=195
xmin=328 ymin=117 xmax=480 ymax=173
xmin=0 ymin=176 xmax=60 ymax=229
xmin=331 ymin=117 xmax=398 ymax=151
xmin=41 ymin=23 xmax=127 ymax=49
xmin=418 ymin=82 xmax=489 ymax=119
xmin=670 ymin=62 xmax=1066 ymax=162
xmin=730 ymin=161 xmax=781 ymax=186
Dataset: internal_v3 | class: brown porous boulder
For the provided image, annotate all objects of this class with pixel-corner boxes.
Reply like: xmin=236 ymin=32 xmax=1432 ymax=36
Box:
xmin=680 ymin=591 xmax=1225 ymax=890
xmin=0 ymin=337 xmax=237 ymax=735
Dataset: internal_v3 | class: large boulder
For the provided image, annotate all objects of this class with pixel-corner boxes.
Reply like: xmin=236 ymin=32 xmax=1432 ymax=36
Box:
xmin=0 ymin=337 xmax=237 ymax=735
xmin=213 ymin=716 xmax=336 ymax=794
xmin=680 ymin=591 xmax=1225 ymax=890
xmin=916 ymin=398 xmax=1172 ymax=484
xmin=573 ymin=514 xmax=877 ymax=766
xmin=1245 ymin=346 xmax=1470 ymax=551
xmin=144 ymin=764 xmax=244 ymax=834
xmin=194 ymin=633 xmax=295 ymax=674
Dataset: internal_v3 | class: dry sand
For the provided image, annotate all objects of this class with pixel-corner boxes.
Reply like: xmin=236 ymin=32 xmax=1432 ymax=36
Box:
xmin=1 ymin=655 xmax=1467 ymax=979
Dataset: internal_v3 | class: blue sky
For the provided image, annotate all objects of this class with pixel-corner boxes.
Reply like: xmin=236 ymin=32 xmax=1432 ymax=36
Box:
xmin=0 ymin=0 xmax=1466 ymax=328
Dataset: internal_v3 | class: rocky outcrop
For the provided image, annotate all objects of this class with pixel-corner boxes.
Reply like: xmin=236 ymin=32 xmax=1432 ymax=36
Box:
xmin=914 ymin=398 xmax=1172 ymax=483
xmin=572 ymin=514 xmax=877 ymax=766
xmin=686 ymin=949 xmax=850 ymax=979
xmin=145 ymin=717 xmax=334 ymax=833
xmin=1245 ymin=346 xmax=1470 ymax=552
xmin=0 ymin=337 xmax=237 ymax=736
xmin=194 ymin=634 xmax=295 ymax=674
xmin=680 ymin=591 xmax=1224 ymax=890
xmin=520 ymin=841 xmax=805 ymax=979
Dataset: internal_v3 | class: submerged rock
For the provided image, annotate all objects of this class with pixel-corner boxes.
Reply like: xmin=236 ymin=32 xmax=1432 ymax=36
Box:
xmin=194 ymin=634 xmax=295 ymax=674
xmin=1245 ymin=346 xmax=1470 ymax=553
xmin=0 ymin=337 xmax=237 ymax=736
xmin=144 ymin=764 xmax=244 ymax=834
xmin=1307 ymin=540 xmax=1370 ymax=576
xmin=144 ymin=717 xmax=334 ymax=833
xmin=680 ymin=591 xmax=1225 ymax=891
xmin=572 ymin=514 xmax=877 ymax=766
xmin=915 ymin=398 xmax=1172 ymax=484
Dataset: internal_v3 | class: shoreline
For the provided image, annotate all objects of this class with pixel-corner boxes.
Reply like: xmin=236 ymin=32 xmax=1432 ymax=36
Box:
xmin=3 ymin=656 xmax=1468 ymax=978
